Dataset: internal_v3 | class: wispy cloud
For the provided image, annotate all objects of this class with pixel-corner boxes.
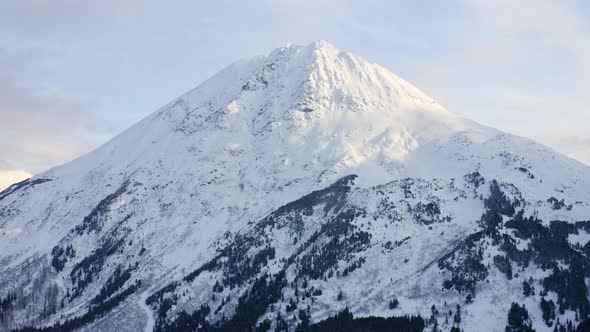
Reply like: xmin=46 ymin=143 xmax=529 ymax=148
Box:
xmin=0 ymin=160 xmax=31 ymax=190
xmin=0 ymin=0 xmax=142 ymax=173
xmin=1 ymin=0 xmax=143 ymax=39
xmin=465 ymin=0 xmax=590 ymax=165
xmin=0 ymin=48 xmax=115 ymax=173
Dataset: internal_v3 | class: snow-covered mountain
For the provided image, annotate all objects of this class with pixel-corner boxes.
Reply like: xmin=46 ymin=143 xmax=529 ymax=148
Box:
xmin=1 ymin=41 xmax=590 ymax=332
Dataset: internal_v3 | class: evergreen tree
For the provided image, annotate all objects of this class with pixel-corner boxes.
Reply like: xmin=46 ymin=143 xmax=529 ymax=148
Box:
xmin=540 ymin=297 xmax=556 ymax=327
xmin=523 ymin=280 xmax=532 ymax=297
xmin=389 ymin=298 xmax=399 ymax=310
xmin=505 ymin=302 xmax=534 ymax=332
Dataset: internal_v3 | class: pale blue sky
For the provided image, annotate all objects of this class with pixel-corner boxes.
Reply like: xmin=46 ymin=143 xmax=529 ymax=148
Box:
xmin=1 ymin=0 xmax=589 ymax=173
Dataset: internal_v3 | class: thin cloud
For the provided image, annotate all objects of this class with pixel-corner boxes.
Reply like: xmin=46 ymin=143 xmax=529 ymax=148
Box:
xmin=0 ymin=49 xmax=115 ymax=174
xmin=0 ymin=160 xmax=31 ymax=190
xmin=1 ymin=0 xmax=143 ymax=39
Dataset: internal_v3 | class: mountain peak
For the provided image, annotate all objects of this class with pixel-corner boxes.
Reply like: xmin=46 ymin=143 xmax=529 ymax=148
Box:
xmin=128 ymin=41 xmax=457 ymax=187
xmin=76 ymin=42 xmax=461 ymax=193
xmin=266 ymin=40 xmax=339 ymax=61
xmin=306 ymin=39 xmax=340 ymax=54
xmin=184 ymin=40 xmax=449 ymax=127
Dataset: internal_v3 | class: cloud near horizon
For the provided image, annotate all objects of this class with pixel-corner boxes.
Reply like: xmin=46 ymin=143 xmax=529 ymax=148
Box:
xmin=0 ymin=48 xmax=120 ymax=174
xmin=0 ymin=160 xmax=31 ymax=191
xmin=0 ymin=170 xmax=32 ymax=191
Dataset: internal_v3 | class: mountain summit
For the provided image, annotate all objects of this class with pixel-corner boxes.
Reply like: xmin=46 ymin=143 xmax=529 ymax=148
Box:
xmin=1 ymin=41 xmax=590 ymax=332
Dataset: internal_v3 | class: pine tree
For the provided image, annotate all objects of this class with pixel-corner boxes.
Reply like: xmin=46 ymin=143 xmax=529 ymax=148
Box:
xmin=523 ymin=280 xmax=532 ymax=297
xmin=454 ymin=304 xmax=461 ymax=325
xmin=389 ymin=297 xmax=399 ymax=309
xmin=540 ymin=297 xmax=556 ymax=326
xmin=506 ymin=302 xmax=534 ymax=332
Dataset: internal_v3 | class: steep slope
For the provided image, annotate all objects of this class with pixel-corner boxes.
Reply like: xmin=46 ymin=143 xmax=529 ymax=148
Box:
xmin=1 ymin=41 xmax=590 ymax=332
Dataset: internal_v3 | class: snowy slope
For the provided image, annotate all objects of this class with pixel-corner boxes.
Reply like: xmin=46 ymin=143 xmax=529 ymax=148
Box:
xmin=1 ymin=41 xmax=590 ymax=332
